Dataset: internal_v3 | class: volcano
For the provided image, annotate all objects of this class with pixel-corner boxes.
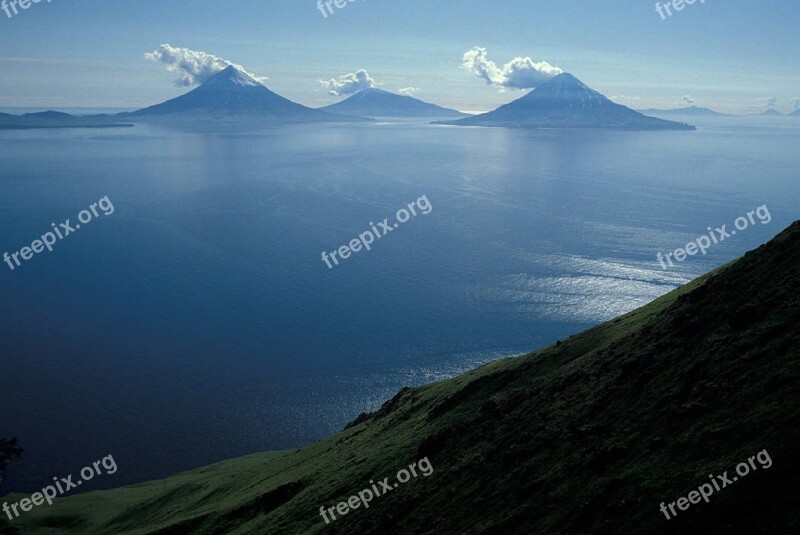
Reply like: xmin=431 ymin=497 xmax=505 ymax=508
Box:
xmin=438 ymin=73 xmax=694 ymax=130
xmin=124 ymin=65 xmax=355 ymax=123
xmin=320 ymin=88 xmax=468 ymax=118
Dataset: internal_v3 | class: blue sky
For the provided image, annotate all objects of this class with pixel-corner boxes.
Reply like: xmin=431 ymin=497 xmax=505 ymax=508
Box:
xmin=1 ymin=0 xmax=798 ymax=113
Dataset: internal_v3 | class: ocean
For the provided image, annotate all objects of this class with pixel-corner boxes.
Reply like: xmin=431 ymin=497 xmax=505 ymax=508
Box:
xmin=1 ymin=118 xmax=798 ymax=492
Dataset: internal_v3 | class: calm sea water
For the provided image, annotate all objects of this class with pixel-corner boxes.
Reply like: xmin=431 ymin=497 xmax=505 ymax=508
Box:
xmin=1 ymin=119 xmax=798 ymax=492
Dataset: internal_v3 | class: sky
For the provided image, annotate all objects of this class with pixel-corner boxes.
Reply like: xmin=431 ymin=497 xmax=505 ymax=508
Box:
xmin=0 ymin=0 xmax=798 ymax=114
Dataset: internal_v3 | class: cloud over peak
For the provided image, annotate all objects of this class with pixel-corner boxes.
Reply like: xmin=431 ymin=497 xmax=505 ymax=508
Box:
xmin=756 ymin=96 xmax=778 ymax=109
xmin=320 ymin=69 xmax=377 ymax=96
xmin=461 ymin=47 xmax=563 ymax=89
xmin=145 ymin=44 xmax=268 ymax=87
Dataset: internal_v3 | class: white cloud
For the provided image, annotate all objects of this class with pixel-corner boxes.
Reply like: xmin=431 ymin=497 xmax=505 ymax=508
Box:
xmin=145 ymin=44 xmax=267 ymax=87
xmin=398 ymin=87 xmax=420 ymax=97
xmin=755 ymin=96 xmax=777 ymax=109
xmin=320 ymin=69 xmax=377 ymax=96
xmin=680 ymin=95 xmax=695 ymax=107
xmin=461 ymin=47 xmax=563 ymax=89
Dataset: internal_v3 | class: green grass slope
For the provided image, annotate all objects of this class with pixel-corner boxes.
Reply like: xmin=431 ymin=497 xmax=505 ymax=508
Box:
xmin=4 ymin=222 xmax=799 ymax=535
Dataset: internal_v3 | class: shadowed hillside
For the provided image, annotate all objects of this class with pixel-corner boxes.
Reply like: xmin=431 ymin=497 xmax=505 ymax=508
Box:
xmin=4 ymin=222 xmax=798 ymax=534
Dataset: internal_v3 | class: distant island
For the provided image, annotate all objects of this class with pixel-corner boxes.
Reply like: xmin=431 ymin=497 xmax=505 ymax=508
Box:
xmin=638 ymin=105 xmax=730 ymax=117
xmin=0 ymin=111 xmax=133 ymax=130
xmin=756 ymin=108 xmax=785 ymax=117
xmin=119 ymin=65 xmax=359 ymax=124
xmin=1 ymin=69 xmax=699 ymax=131
xmin=320 ymin=87 xmax=469 ymax=119
xmin=0 ymin=66 xmax=361 ymax=129
xmin=436 ymin=73 xmax=694 ymax=130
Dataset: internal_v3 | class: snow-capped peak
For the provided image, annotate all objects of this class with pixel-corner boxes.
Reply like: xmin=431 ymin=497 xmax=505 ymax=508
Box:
xmin=206 ymin=65 xmax=264 ymax=88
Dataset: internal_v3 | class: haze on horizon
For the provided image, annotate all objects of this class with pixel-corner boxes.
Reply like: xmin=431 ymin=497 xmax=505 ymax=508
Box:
xmin=0 ymin=0 xmax=798 ymax=115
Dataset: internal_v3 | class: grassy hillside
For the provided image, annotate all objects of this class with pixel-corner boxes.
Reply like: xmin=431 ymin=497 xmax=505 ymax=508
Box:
xmin=4 ymin=222 xmax=798 ymax=534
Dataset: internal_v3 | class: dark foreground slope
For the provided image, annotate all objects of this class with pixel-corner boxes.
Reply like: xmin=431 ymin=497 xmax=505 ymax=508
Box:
xmin=4 ymin=223 xmax=799 ymax=534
